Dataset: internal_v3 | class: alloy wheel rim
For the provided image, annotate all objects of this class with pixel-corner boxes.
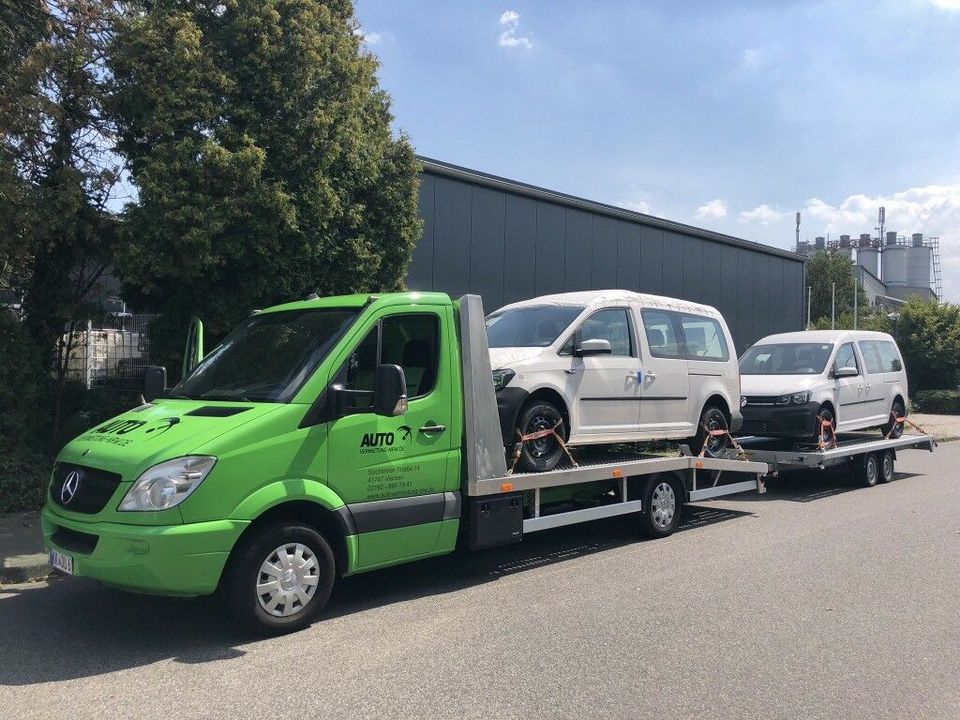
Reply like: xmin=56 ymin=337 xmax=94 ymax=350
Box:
xmin=866 ymin=457 xmax=878 ymax=485
xmin=651 ymin=482 xmax=676 ymax=528
xmin=882 ymin=454 xmax=893 ymax=480
xmin=257 ymin=543 xmax=321 ymax=617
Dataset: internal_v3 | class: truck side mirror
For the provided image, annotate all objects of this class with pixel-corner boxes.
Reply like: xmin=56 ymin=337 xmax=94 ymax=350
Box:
xmin=373 ymin=364 xmax=408 ymax=417
xmin=143 ymin=366 xmax=167 ymax=402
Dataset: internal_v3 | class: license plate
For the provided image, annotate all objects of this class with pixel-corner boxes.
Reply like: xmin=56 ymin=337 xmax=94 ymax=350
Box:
xmin=49 ymin=549 xmax=74 ymax=576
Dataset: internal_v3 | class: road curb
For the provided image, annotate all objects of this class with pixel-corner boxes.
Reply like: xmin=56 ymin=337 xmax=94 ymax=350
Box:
xmin=1 ymin=554 xmax=52 ymax=585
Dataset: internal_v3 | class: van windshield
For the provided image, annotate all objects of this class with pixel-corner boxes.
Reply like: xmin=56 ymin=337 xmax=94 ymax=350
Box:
xmin=171 ymin=308 xmax=359 ymax=402
xmin=485 ymin=305 xmax=584 ymax=348
xmin=739 ymin=342 xmax=834 ymax=375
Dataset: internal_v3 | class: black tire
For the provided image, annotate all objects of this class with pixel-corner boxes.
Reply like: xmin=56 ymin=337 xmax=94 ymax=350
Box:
xmin=881 ymin=399 xmax=906 ymax=439
xmin=815 ymin=404 xmax=837 ymax=443
xmin=221 ymin=521 xmax=336 ymax=636
xmin=690 ymin=405 xmax=729 ymax=458
xmin=856 ymin=453 xmax=880 ymax=488
xmin=515 ymin=400 xmax=566 ymax=472
xmin=879 ymin=450 xmax=895 ymax=483
xmin=638 ymin=474 xmax=684 ymax=538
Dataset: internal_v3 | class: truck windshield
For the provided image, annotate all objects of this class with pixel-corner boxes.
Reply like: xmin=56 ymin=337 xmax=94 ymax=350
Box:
xmin=739 ymin=343 xmax=834 ymax=375
xmin=171 ymin=308 xmax=359 ymax=402
xmin=485 ymin=306 xmax=584 ymax=348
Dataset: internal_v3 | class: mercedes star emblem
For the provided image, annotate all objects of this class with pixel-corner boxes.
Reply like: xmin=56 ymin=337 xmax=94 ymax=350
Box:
xmin=61 ymin=470 xmax=82 ymax=505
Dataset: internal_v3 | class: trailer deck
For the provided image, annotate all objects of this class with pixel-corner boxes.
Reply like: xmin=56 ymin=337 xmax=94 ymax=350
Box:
xmin=735 ymin=432 xmax=936 ymax=472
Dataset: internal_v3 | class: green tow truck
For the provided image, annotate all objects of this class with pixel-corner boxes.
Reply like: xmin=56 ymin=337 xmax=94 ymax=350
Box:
xmin=42 ymin=293 xmax=768 ymax=634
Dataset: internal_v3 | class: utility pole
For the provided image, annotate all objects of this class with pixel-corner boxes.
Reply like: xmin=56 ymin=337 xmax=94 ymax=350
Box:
xmin=807 ymin=286 xmax=812 ymax=329
xmin=831 ymin=283 xmax=836 ymax=330
xmin=795 ymin=211 xmax=801 ymax=251
xmin=853 ymin=274 xmax=858 ymax=330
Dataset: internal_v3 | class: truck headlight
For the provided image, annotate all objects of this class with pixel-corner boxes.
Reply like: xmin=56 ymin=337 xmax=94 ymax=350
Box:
xmin=791 ymin=391 xmax=811 ymax=405
xmin=118 ymin=456 xmax=217 ymax=511
xmin=492 ymin=368 xmax=515 ymax=392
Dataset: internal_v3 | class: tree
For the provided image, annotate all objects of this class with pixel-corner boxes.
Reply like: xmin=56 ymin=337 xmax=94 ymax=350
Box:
xmin=110 ymin=0 xmax=421 ymax=374
xmin=0 ymin=0 xmax=120 ymax=441
xmin=890 ymin=298 xmax=960 ymax=392
xmin=806 ymin=250 xmax=868 ymax=326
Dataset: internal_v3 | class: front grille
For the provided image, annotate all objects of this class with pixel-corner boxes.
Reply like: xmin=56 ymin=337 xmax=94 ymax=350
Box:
xmin=744 ymin=395 xmax=782 ymax=406
xmin=50 ymin=463 xmax=123 ymax=514
xmin=51 ymin=526 xmax=99 ymax=554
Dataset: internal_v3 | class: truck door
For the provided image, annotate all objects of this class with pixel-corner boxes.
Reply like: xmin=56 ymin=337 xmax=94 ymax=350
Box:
xmin=325 ymin=308 xmax=456 ymax=569
xmin=637 ymin=309 xmax=692 ymax=435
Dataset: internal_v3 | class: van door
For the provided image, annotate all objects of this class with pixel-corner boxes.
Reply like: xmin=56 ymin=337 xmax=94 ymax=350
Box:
xmin=637 ymin=309 xmax=691 ymax=436
xmin=324 ymin=308 xmax=456 ymax=570
xmin=833 ymin=341 xmax=868 ymax=429
xmin=859 ymin=340 xmax=900 ymax=425
xmin=562 ymin=307 xmax=643 ymax=436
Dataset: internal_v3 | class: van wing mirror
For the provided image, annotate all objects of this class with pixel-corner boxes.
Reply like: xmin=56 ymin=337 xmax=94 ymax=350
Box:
xmin=373 ymin=364 xmax=408 ymax=417
xmin=834 ymin=365 xmax=858 ymax=378
xmin=143 ymin=366 xmax=167 ymax=402
xmin=576 ymin=338 xmax=612 ymax=356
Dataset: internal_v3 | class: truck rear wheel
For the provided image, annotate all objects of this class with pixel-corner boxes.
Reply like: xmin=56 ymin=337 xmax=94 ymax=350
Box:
xmin=638 ymin=474 xmax=683 ymax=538
xmin=222 ymin=521 xmax=336 ymax=635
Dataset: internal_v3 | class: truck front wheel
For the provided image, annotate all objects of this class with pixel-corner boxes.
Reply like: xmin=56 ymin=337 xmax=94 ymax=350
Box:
xmin=222 ymin=521 xmax=336 ymax=635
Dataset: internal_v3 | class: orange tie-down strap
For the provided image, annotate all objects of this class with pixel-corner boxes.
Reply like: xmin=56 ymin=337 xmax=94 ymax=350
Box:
xmin=818 ymin=418 xmax=837 ymax=450
xmin=698 ymin=425 xmax=748 ymax=460
xmin=885 ymin=412 xmax=930 ymax=440
xmin=508 ymin=419 xmax=579 ymax=474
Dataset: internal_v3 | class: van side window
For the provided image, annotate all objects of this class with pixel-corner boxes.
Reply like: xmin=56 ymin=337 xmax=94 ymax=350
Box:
xmin=335 ymin=313 xmax=440 ymax=411
xmin=834 ymin=342 xmax=859 ymax=374
xmin=641 ymin=310 xmax=682 ymax=359
xmin=678 ymin=314 xmax=729 ymax=361
xmin=877 ymin=341 xmax=903 ymax=372
xmin=857 ymin=341 xmax=884 ymax=375
xmin=577 ymin=308 xmax=634 ymax=356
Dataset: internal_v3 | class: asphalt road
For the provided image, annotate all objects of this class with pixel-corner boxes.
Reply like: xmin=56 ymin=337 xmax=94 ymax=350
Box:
xmin=2 ymin=442 xmax=958 ymax=720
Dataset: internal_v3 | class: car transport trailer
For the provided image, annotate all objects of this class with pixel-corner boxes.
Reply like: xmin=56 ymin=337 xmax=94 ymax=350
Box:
xmin=731 ymin=432 xmax=936 ymax=487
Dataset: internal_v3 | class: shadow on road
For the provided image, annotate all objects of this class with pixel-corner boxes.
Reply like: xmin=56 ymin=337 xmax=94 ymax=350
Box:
xmin=0 ymin=503 xmax=750 ymax=685
xmin=738 ymin=470 xmax=922 ymax=503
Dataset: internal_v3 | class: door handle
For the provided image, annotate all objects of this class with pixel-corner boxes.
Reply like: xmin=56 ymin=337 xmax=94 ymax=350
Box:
xmin=419 ymin=423 xmax=446 ymax=435
xmin=564 ymin=368 xmax=580 ymax=375
xmin=645 ymin=372 xmax=657 ymax=380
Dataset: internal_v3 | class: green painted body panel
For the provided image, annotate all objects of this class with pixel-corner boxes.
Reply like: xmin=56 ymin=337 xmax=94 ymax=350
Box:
xmin=42 ymin=291 xmax=469 ymax=596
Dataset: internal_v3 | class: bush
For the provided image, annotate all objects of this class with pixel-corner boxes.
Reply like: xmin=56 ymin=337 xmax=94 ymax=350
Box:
xmin=912 ymin=389 xmax=960 ymax=415
xmin=0 ymin=448 xmax=49 ymax=513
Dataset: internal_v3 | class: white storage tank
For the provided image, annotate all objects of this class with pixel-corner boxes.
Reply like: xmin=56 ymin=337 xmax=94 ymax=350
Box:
xmin=882 ymin=244 xmax=908 ymax=286
xmin=857 ymin=245 xmax=879 ymax=277
xmin=906 ymin=233 xmax=931 ymax=290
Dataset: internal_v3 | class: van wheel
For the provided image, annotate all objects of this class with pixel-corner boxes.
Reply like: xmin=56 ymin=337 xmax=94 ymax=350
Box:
xmin=638 ymin=474 xmax=683 ymax=538
xmin=856 ymin=453 xmax=880 ymax=488
xmin=515 ymin=400 xmax=566 ymax=472
xmin=221 ymin=521 xmax=336 ymax=635
xmin=881 ymin=399 xmax=905 ymax=439
xmin=879 ymin=450 xmax=895 ymax=483
xmin=691 ymin=405 xmax=729 ymax=458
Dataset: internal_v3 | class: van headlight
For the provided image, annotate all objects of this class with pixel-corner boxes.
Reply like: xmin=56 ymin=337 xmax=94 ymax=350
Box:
xmin=118 ymin=456 xmax=217 ymax=511
xmin=492 ymin=368 xmax=515 ymax=392
xmin=791 ymin=391 xmax=811 ymax=405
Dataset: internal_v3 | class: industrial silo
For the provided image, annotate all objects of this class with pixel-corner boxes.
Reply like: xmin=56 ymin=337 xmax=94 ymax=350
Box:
xmin=857 ymin=237 xmax=879 ymax=277
xmin=906 ymin=233 xmax=932 ymax=291
xmin=882 ymin=238 xmax=907 ymax=287
xmin=837 ymin=234 xmax=852 ymax=259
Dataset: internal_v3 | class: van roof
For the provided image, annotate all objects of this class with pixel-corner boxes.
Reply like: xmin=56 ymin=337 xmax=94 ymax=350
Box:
xmin=753 ymin=329 xmax=895 ymax=345
xmin=494 ymin=290 xmax=722 ymax=318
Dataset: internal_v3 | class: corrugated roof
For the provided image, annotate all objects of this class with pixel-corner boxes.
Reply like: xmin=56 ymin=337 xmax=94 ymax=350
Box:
xmin=419 ymin=156 xmax=805 ymax=263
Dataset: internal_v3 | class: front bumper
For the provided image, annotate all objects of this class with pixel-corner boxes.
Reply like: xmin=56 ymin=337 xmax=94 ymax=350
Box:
xmin=41 ymin=505 xmax=248 ymax=596
xmin=739 ymin=401 xmax=820 ymax=438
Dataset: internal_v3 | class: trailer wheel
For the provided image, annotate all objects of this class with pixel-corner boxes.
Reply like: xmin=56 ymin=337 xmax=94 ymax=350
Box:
xmin=638 ymin=474 xmax=683 ymax=538
xmin=221 ymin=521 xmax=336 ymax=636
xmin=856 ymin=453 xmax=880 ymax=488
xmin=879 ymin=450 xmax=895 ymax=483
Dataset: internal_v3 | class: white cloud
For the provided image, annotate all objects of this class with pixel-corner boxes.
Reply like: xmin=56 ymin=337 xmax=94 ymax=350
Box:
xmin=695 ymin=198 xmax=728 ymax=220
xmin=353 ymin=25 xmax=391 ymax=46
xmin=739 ymin=204 xmax=786 ymax=224
xmin=929 ymin=0 xmax=960 ymax=10
xmin=499 ymin=10 xmax=533 ymax=49
xmin=741 ymin=48 xmax=762 ymax=70
xmin=617 ymin=198 xmax=652 ymax=214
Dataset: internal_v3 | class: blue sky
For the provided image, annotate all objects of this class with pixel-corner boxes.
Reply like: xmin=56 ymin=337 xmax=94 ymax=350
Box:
xmin=354 ymin=0 xmax=960 ymax=300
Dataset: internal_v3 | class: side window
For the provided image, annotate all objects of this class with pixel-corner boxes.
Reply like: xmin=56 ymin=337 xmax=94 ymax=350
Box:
xmin=857 ymin=341 xmax=884 ymax=375
xmin=679 ymin=314 xmax=729 ymax=361
xmin=577 ymin=308 xmax=633 ymax=356
xmin=336 ymin=313 xmax=440 ymax=411
xmin=877 ymin=341 xmax=903 ymax=372
xmin=641 ymin=309 xmax=682 ymax=359
xmin=834 ymin=342 xmax=859 ymax=374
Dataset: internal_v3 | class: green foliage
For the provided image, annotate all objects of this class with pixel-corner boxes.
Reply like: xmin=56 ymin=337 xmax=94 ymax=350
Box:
xmin=893 ymin=298 xmax=960 ymax=392
xmin=0 ymin=447 xmax=49 ymax=513
xmin=110 ymin=0 xmax=421 ymax=374
xmin=806 ymin=250 xmax=869 ymax=325
xmin=810 ymin=311 xmax=892 ymax=333
xmin=912 ymin=389 xmax=960 ymax=415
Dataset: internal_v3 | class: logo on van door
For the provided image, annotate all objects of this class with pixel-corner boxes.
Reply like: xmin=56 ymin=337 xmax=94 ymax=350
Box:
xmin=359 ymin=425 xmax=413 ymax=454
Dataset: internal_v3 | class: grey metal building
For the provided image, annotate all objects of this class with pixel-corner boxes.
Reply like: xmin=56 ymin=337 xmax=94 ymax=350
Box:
xmin=409 ymin=157 xmax=805 ymax=352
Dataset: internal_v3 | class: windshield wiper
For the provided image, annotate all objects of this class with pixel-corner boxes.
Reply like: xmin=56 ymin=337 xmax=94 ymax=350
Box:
xmin=199 ymin=391 xmax=254 ymax=402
